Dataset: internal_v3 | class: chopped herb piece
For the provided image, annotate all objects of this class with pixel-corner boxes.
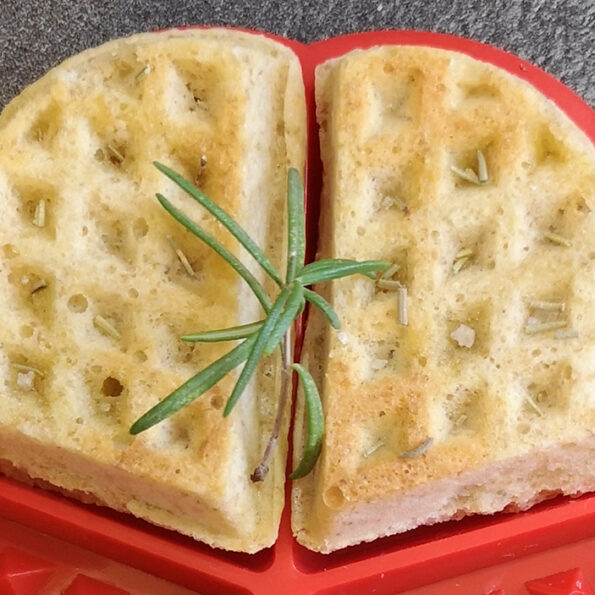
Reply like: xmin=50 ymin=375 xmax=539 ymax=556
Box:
xmin=135 ymin=64 xmax=151 ymax=80
xmin=524 ymin=320 xmax=567 ymax=335
xmin=94 ymin=315 xmax=121 ymax=339
xmin=525 ymin=394 xmax=544 ymax=416
xmin=106 ymin=143 xmax=124 ymax=163
xmin=381 ymin=263 xmax=400 ymax=279
xmin=455 ymin=248 xmax=473 ymax=259
xmin=450 ymin=165 xmax=480 ymax=185
xmin=477 ymin=149 xmax=489 ymax=183
xmin=452 ymin=255 xmax=470 ymax=274
xmin=377 ymin=279 xmax=401 ymax=290
xmin=33 ymin=200 xmax=46 ymax=227
xmin=528 ymin=300 xmax=565 ymax=312
xmin=397 ymin=284 xmax=408 ymax=326
xmin=31 ymin=280 xmax=47 ymax=294
xmin=544 ymin=231 xmax=572 ymax=247
xmin=554 ymin=329 xmax=579 ymax=340
xmin=381 ymin=196 xmax=408 ymax=212
xmin=399 ymin=437 xmax=433 ymax=458
xmin=12 ymin=363 xmax=45 ymax=377
xmin=363 ymin=440 xmax=384 ymax=459
xmin=167 ymin=235 xmax=196 ymax=277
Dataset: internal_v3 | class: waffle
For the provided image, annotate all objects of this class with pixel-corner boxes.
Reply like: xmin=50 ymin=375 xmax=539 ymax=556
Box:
xmin=292 ymin=46 xmax=595 ymax=552
xmin=0 ymin=29 xmax=306 ymax=552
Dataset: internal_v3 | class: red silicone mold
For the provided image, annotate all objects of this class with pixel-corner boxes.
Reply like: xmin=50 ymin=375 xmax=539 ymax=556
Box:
xmin=1 ymin=29 xmax=594 ymax=595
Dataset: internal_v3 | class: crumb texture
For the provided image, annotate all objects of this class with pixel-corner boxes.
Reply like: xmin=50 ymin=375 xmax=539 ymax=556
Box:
xmin=0 ymin=28 xmax=306 ymax=553
xmin=293 ymin=45 xmax=595 ymax=553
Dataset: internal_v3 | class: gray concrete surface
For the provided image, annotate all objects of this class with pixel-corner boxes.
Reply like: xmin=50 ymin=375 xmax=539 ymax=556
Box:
xmin=1 ymin=0 xmax=593 ymax=110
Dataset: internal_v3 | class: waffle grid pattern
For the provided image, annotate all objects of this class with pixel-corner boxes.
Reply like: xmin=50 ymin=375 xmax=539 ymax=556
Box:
xmin=313 ymin=46 xmax=595 ymax=507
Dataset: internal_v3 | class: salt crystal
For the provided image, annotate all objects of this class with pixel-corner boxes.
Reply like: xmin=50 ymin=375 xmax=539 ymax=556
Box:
xmin=450 ymin=324 xmax=476 ymax=348
xmin=16 ymin=371 xmax=35 ymax=390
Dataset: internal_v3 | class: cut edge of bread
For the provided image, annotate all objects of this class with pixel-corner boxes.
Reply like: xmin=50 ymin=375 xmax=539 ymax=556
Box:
xmin=293 ymin=431 xmax=595 ymax=553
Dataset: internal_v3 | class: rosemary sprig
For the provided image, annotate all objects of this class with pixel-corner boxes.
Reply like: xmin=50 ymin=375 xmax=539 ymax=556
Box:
xmin=130 ymin=164 xmax=390 ymax=481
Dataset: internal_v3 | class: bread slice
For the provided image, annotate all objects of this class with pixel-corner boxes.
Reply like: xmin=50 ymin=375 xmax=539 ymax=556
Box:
xmin=0 ymin=28 xmax=306 ymax=552
xmin=292 ymin=45 xmax=595 ymax=553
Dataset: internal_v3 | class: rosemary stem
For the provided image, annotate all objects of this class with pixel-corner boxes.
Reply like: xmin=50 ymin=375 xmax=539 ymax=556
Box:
xmin=251 ymin=327 xmax=293 ymax=482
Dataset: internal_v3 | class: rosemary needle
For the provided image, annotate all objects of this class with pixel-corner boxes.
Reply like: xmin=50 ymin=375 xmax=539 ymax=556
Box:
xmin=303 ymin=288 xmax=340 ymax=329
xmin=289 ymin=363 xmax=324 ymax=479
xmin=399 ymin=437 xmax=433 ymax=458
xmin=154 ymin=162 xmax=284 ymax=287
xmin=181 ymin=321 xmax=264 ymax=343
xmin=130 ymin=336 xmax=256 ymax=434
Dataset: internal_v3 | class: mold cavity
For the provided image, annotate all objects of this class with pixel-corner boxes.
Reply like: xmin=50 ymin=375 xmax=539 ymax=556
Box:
xmin=369 ymin=67 xmax=423 ymax=129
xmin=28 ymin=101 xmax=63 ymax=145
xmin=9 ymin=354 xmax=48 ymax=397
xmin=442 ymin=384 xmax=485 ymax=435
xmin=2 ymin=244 xmax=19 ymax=259
xmin=101 ymin=376 xmax=124 ymax=397
xmin=14 ymin=179 xmax=58 ymax=238
xmin=525 ymin=361 xmax=572 ymax=413
xmin=543 ymin=191 xmax=592 ymax=238
xmin=106 ymin=142 xmax=127 ymax=166
xmin=532 ymin=124 xmax=569 ymax=165
xmin=68 ymin=294 xmax=88 ymax=313
xmin=450 ymin=139 xmax=497 ymax=188
xmin=373 ymin=153 xmax=426 ymax=214
xmin=7 ymin=265 xmax=55 ymax=326
xmin=133 ymin=217 xmax=148 ymax=238
xmin=375 ymin=247 xmax=411 ymax=289
xmin=450 ymin=225 xmax=495 ymax=273
xmin=20 ymin=325 xmax=34 ymax=338
xmin=93 ymin=207 xmax=134 ymax=263
xmin=458 ymin=80 xmax=501 ymax=102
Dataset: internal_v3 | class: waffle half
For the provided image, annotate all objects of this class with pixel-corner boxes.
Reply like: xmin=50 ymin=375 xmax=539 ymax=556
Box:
xmin=0 ymin=28 xmax=306 ymax=553
xmin=293 ymin=45 xmax=595 ymax=553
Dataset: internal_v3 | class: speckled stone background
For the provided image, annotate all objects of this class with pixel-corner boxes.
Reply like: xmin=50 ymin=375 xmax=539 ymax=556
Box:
xmin=0 ymin=0 xmax=593 ymax=110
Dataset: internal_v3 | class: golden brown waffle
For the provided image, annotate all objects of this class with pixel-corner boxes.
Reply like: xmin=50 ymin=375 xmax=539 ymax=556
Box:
xmin=292 ymin=45 xmax=595 ymax=553
xmin=0 ymin=29 xmax=306 ymax=552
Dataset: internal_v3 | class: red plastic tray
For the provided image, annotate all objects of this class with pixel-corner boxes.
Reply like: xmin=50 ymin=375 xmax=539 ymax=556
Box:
xmin=1 ymin=29 xmax=594 ymax=595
